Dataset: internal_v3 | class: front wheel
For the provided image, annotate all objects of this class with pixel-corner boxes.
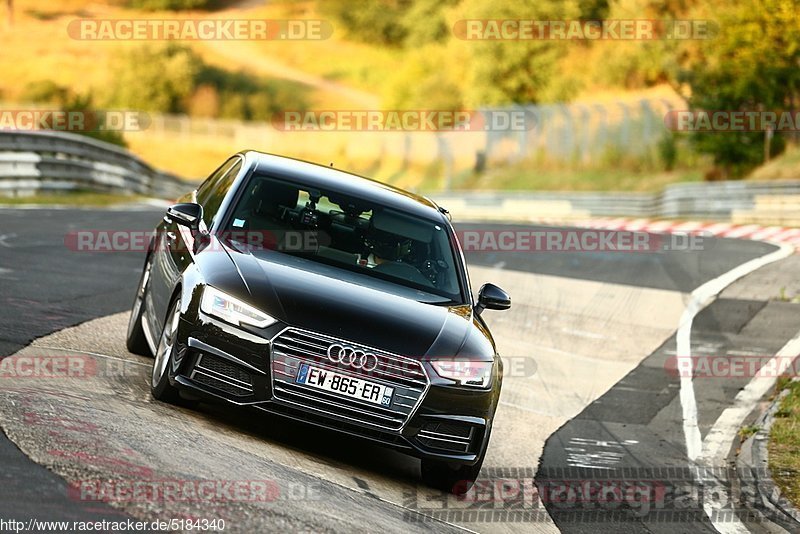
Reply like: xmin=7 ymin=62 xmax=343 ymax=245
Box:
xmin=421 ymin=426 xmax=492 ymax=494
xmin=421 ymin=458 xmax=484 ymax=495
xmin=151 ymin=296 xmax=182 ymax=404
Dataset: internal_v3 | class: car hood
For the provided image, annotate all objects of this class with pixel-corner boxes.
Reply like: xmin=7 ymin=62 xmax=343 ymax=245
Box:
xmin=219 ymin=240 xmax=481 ymax=359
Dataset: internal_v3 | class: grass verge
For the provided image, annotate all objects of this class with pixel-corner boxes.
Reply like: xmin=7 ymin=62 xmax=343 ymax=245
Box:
xmin=447 ymin=165 xmax=704 ymax=192
xmin=769 ymin=377 xmax=800 ymax=509
xmin=0 ymin=192 xmax=148 ymax=206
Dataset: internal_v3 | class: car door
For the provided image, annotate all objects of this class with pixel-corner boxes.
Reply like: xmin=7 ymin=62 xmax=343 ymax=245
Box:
xmin=148 ymin=157 xmax=241 ymax=336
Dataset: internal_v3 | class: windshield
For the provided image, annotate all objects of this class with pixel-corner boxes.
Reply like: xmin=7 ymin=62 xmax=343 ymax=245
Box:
xmin=222 ymin=174 xmax=465 ymax=303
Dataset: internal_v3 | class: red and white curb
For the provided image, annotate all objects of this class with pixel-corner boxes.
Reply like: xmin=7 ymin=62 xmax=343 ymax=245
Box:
xmin=561 ymin=218 xmax=800 ymax=250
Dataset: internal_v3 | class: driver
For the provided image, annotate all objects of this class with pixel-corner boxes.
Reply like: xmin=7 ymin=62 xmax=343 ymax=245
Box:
xmin=366 ymin=230 xmax=412 ymax=267
xmin=365 ymin=231 xmax=433 ymax=287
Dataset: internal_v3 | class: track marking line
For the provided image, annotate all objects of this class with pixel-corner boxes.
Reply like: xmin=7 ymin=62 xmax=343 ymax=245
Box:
xmin=511 ymin=216 xmax=800 ymax=249
xmin=673 ymin=221 xmax=705 ymax=233
xmin=676 ymin=241 xmax=794 ymax=534
xmin=560 ymin=327 xmax=607 ymax=340
xmin=703 ymin=223 xmax=735 ymax=235
xmin=695 ymin=331 xmax=800 ymax=534
xmin=0 ymin=233 xmax=17 ymax=247
xmin=721 ymin=225 xmax=762 ymax=239
xmin=642 ymin=220 xmax=675 ymax=233
xmin=700 ymin=331 xmax=800 ymax=464
xmin=31 ymin=345 xmax=150 ymax=367
xmin=749 ymin=226 xmax=785 ymax=241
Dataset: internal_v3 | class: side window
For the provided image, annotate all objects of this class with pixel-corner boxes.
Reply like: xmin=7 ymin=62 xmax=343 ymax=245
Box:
xmin=196 ymin=159 xmax=234 ymax=204
xmin=195 ymin=158 xmax=242 ymax=228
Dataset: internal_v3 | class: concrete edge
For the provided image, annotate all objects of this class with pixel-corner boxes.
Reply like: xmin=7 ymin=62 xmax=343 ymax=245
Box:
xmin=738 ymin=379 xmax=800 ymax=530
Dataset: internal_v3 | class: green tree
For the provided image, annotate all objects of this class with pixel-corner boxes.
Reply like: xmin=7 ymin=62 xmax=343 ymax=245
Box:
xmin=459 ymin=0 xmax=580 ymax=106
xmin=125 ymin=0 xmax=214 ymax=10
xmin=109 ymin=44 xmax=203 ymax=114
xmin=19 ymin=82 xmax=127 ymax=147
xmin=577 ymin=0 xmax=609 ymax=20
xmin=62 ymin=93 xmax=128 ymax=148
xmin=322 ymin=0 xmax=412 ymax=46
xmin=679 ymin=0 xmax=800 ymax=177
xmin=384 ymin=44 xmax=465 ymax=111
xmin=20 ymin=80 xmax=69 ymax=104
xmin=401 ymin=0 xmax=459 ymax=47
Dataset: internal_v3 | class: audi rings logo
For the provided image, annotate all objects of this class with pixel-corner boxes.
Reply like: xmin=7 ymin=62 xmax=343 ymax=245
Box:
xmin=327 ymin=344 xmax=379 ymax=372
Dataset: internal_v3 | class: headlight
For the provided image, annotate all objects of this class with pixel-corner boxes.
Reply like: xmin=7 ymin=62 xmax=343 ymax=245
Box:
xmin=431 ymin=359 xmax=492 ymax=388
xmin=200 ymin=286 xmax=277 ymax=328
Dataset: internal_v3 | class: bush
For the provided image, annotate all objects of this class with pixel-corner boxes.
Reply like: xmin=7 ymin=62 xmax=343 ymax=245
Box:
xmin=125 ymin=0 xmax=215 ymax=10
xmin=17 ymin=82 xmax=127 ymax=148
xmin=109 ymin=43 xmax=203 ymax=114
xmin=62 ymin=93 xmax=128 ymax=148
xmin=108 ymin=43 xmax=310 ymax=121
xmin=658 ymin=133 xmax=677 ymax=171
xmin=459 ymin=0 xmax=579 ymax=106
xmin=322 ymin=0 xmax=412 ymax=46
xmin=196 ymin=66 xmax=310 ymax=120
xmin=20 ymin=80 xmax=69 ymax=104
xmin=401 ymin=0 xmax=459 ymax=47
xmin=383 ymin=45 xmax=464 ymax=111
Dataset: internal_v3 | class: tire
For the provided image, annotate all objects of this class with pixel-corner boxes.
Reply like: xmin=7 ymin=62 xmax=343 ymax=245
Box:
xmin=150 ymin=296 xmax=183 ymax=404
xmin=126 ymin=259 xmax=153 ymax=357
xmin=421 ymin=427 xmax=492 ymax=495
xmin=421 ymin=457 xmax=484 ymax=495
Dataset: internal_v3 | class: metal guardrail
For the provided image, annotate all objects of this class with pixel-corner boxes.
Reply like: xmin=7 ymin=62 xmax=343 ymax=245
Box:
xmin=2 ymin=129 xmax=798 ymax=225
xmin=0 ymin=130 xmax=187 ymax=199
xmin=433 ymin=181 xmax=800 ymax=223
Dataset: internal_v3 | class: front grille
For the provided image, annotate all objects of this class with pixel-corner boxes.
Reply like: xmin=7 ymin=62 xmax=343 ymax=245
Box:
xmin=417 ymin=422 xmax=475 ymax=453
xmin=270 ymin=328 xmax=428 ymax=431
xmin=190 ymin=353 xmax=254 ymax=397
xmin=261 ymin=403 xmax=413 ymax=450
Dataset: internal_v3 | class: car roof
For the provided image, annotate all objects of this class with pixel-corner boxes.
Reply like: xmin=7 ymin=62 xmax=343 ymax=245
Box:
xmin=241 ymin=151 xmax=446 ymax=221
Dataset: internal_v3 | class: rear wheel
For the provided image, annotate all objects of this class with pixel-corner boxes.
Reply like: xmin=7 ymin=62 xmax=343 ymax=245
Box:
xmin=151 ymin=296 xmax=182 ymax=404
xmin=126 ymin=260 xmax=152 ymax=356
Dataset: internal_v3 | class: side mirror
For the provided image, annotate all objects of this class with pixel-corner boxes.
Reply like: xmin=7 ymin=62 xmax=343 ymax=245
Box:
xmin=166 ymin=203 xmax=203 ymax=231
xmin=475 ymin=283 xmax=511 ymax=315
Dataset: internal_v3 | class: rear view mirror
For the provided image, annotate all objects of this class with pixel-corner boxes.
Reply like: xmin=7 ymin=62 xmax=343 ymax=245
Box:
xmin=166 ymin=203 xmax=203 ymax=231
xmin=475 ymin=283 xmax=511 ymax=315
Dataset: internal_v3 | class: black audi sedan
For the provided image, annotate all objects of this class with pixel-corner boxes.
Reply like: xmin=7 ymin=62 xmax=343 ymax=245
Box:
xmin=127 ymin=151 xmax=510 ymax=493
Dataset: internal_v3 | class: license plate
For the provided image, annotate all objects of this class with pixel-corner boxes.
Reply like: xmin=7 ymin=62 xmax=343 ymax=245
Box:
xmin=295 ymin=364 xmax=394 ymax=407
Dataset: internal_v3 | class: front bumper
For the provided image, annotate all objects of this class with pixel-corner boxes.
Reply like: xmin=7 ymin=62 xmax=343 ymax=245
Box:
xmin=169 ymin=312 xmax=500 ymax=465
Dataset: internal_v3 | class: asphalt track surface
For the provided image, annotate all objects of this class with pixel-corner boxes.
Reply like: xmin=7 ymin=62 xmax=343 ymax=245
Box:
xmin=0 ymin=207 xmax=796 ymax=532
xmin=537 ymin=296 xmax=800 ymax=533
